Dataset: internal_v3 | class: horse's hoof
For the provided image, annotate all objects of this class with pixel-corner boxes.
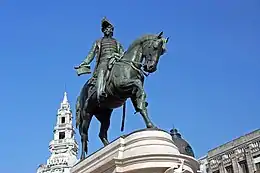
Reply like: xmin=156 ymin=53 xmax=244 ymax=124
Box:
xmin=103 ymin=141 xmax=110 ymax=146
xmin=147 ymin=122 xmax=155 ymax=128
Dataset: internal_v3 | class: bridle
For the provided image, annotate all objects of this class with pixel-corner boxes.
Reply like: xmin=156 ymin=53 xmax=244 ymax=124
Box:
xmin=112 ymin=53 xmax=150 ymax=77
xmin=112 ymin=41 xmax=162 ymax=77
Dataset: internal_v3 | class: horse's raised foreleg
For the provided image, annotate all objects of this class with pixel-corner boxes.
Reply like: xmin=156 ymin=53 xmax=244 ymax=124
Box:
xmin=96 ymin=109 xmax=113 ymax=146
xmin=132 ymin=97 xmax=155 ymax=129
xmin=126 ymin=80 xmax=156 ymax=128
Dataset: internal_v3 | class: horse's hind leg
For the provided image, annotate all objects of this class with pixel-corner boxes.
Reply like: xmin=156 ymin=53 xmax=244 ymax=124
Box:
xmin=96 ymin=109 xmax=113 ymax=146
xmin=80 ymin=111 xmax=93 ymax=160
xmin=79 ymin=122 xmax=86 ymax=160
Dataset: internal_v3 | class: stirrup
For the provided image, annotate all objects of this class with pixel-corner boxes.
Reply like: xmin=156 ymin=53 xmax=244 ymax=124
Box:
xmin=98 ymin=92 xmax=107 ymax=103
xmin=100 ymin=92 xmax=107 ymax=98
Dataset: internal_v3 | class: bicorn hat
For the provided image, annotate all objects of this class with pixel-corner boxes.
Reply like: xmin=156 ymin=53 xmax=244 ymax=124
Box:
xmin=101 ymin=17 xmax=114 ymax=32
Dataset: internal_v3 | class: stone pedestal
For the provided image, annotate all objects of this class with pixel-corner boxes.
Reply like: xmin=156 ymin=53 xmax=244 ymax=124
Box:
xmin=71 ymin=129 xmax=199 ymax=173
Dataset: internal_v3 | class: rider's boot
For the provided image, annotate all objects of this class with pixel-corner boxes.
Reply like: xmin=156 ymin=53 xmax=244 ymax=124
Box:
xmin=99 ymin=80 xmax=107 ymax=101
xmin=100 ymin=70 xmax=111 ymax=99
xmin=97 ymin=70 xmax=107 ymax=103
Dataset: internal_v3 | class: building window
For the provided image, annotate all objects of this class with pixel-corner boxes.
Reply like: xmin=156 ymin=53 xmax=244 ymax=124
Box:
xmin=59 ymin=132 xmax=65 ymax=139
xmin=239 ymin=161 xmax=249 ymax=173
xmin=256 ymin=162 xmax=260 ymax=171
xmin=226 ymin=165 xmax=234 ymax=173
xmin=61 ymin=117 xmax=65 ymax=124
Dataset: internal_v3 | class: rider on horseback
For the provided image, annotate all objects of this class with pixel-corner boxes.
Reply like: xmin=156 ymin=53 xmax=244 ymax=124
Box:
xmin=76 ymin=17 xmax=124 ymax=102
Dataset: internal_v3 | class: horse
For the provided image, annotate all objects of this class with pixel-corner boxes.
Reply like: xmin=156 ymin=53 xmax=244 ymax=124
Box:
xmin=75 ymin=32 xmax=169 ymax=160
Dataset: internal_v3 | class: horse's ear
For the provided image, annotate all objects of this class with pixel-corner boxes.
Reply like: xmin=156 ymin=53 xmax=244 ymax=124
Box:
xmin=166 ymin=37 xmax=169 ymax=43
xmin=158 ymin=31 xmax=163 ymax=38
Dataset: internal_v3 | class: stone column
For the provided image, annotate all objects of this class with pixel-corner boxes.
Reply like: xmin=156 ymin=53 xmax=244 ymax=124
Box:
xmin=208 ymin=165 xmax=212 ymax=173
xmin=232 ymin=158 xmax=239 ymax=173
xmin=219 ymin=162 xmax=226 ymax=173
xmin=245 ymin=148 xmax=255 ymax=173
xmin=231 ymin=157 xmax=239 ymax=173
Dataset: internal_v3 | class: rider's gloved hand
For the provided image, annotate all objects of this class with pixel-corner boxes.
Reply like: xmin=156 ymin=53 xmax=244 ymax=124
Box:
xmin=79 ymin=62 xmax=90 ymax=67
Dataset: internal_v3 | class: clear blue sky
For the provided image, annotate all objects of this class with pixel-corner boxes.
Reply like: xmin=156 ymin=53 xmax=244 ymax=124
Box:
xmin=0 ymin=1 xmax=259 ymax=172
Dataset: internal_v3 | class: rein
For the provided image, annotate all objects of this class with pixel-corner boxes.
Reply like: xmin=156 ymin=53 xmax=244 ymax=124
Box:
xmin=113 ymin=53 xmax=150 ymax=77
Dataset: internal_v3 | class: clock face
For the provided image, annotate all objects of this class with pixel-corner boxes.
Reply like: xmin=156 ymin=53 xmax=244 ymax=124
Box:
xmin=185 ymin=145 xmax=194 ymax=156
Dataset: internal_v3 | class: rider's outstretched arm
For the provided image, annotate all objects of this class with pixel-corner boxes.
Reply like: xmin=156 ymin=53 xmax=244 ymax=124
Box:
xmin=81 ymin=41 xmax=98 ymax=65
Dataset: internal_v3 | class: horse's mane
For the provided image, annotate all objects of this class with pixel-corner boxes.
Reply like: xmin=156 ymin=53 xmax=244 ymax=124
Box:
xmin=126 ymin=34 xmax=158 ymax=52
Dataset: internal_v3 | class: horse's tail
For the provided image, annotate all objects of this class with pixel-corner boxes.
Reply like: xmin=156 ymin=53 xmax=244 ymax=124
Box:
xmin=76 ymin=80 xmax=91 ymax=129
xmin=75 ymin=96 xmax=81 ymax=129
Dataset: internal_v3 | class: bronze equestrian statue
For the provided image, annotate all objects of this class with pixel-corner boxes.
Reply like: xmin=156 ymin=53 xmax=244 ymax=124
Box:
xmin=74 ymin=18 xmax=169 ymax=160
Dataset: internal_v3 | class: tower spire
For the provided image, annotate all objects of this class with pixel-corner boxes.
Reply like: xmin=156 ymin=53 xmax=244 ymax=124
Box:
xmin=62 ymin=91 xmax=68 ymax=104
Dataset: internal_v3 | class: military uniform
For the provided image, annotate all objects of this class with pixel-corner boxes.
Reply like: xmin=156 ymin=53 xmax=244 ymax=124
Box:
xmin=77 ymin=18 xmax=124 ymax=101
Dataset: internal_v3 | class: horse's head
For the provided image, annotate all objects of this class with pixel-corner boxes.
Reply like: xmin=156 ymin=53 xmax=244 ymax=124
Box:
xmin=142 ymin=32 xmax=169 ymax=73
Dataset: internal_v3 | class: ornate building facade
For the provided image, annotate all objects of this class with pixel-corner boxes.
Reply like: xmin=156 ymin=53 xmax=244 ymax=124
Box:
xmin=199 ymin=129 xmax=260 ymax=173
xmin=37 ymin=92 xmax=79 ymax=173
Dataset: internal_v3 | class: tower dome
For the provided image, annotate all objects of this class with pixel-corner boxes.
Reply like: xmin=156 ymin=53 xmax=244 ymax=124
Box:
xmin=170 ymin=128 xmax=195 ymax=157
